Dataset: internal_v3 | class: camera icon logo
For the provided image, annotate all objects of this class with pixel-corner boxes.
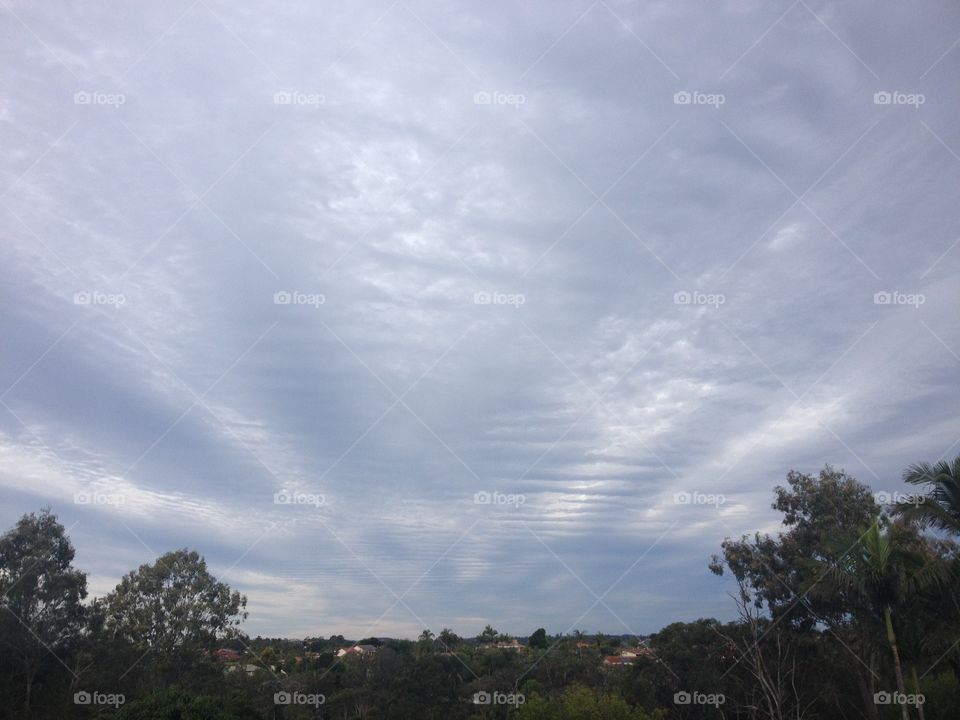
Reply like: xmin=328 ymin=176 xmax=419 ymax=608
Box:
xmin=473 ymin=691 xmax=492 ymax=705
xmin=674 ymin=691 xmax=692 ymax=704
xmin=674 ymin=91 xmax=692 ymax=105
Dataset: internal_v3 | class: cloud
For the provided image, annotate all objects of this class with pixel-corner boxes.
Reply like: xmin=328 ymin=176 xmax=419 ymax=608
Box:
xmin=1 ymin=0 xmax=959 ymax=638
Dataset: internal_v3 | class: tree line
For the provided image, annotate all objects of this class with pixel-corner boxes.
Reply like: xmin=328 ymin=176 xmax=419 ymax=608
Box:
xmin=1 ymin=458 xmax=958 ymax=718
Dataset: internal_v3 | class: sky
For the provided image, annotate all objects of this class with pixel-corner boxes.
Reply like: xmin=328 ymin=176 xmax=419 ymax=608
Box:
xmin=1 ymin=0 xmax=959 ymax=640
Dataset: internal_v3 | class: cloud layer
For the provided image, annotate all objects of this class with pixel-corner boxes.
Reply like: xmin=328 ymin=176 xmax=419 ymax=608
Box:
xmin=1 ymin=0 xmax=959 ymax=638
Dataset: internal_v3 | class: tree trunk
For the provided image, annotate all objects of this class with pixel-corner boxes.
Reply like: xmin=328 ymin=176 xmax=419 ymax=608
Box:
xmin=24 ymin=670 xmax=32 ymax=718
xmin=884 ymin=606 xmax=910 ymax=720
xmin=858 ymin=649 xmax=880 ymax=720
xmin=911 ymin=667 xmax=925 ymax=720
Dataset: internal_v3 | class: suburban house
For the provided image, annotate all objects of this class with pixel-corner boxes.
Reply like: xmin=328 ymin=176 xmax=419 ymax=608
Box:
xmin=603 ymin=655 xmax=635 ymax=667
xmin=336 ymin=644 xmax=378 ymax=658
xmin=493 ymin=639 xmax=524 ymax=651
xmin=620 ymin=646 xmax=655 ymax=659
xmin=225 ymin=663 xmax=262 ymax=675
xmin=214 ymin=648 xmax=241 ymax=662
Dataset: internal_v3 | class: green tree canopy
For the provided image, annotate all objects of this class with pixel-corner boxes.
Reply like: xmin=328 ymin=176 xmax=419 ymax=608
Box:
xmin=101 ymin=549 xmax=247 ymax=656
xmin=0 ymin=509 xmax=87 ymax=716
xmin=529 ymin=627 xmax=548 ymax=649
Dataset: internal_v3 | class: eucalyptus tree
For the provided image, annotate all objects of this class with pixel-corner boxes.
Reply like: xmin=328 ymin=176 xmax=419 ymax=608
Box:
xmin=0 ymin=510 xmax=87 ymax=717
xmin=99 ymin=549 xmax=246 ymax=689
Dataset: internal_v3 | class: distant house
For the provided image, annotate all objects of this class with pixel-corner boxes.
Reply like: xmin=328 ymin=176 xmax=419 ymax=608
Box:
xmin=493 ymin=639 xmax=524 ymax=651
xmin=336 ymin=644 xmax=378 ymax=658
xmin=215 ymin=648 xmax=241 ymax=662
xmin=603 ymin=655 xmax=635 ymax=667
xmin=225 ymin=663 xmax=262 ymax=675
xmin=620 ymin=646 xmax=655 ymax=659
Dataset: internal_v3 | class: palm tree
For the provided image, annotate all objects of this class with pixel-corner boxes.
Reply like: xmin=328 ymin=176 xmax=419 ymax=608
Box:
xmin=897 ymin=456 xmax=960 ymax=684
xmin=826 ymin=520 xmax=944 ymax=720
xmin=896 ymin=456 xmax=960 ymax=535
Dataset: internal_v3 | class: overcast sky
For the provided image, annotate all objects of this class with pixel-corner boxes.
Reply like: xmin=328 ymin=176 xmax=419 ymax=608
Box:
xmin=1 ymin=0 xmax=958 ymax=640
